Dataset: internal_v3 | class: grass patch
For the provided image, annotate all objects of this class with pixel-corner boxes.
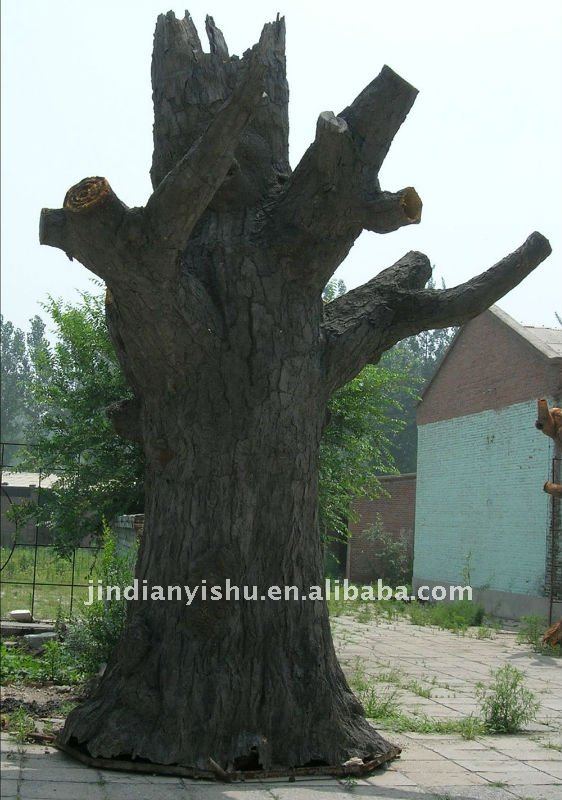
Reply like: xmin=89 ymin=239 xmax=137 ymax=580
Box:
xmin=349 ymin=658 xmax=539 ymax=740
xmin=1 ymin=544 xmax=99 ymax=620
xmin=328 ymin=582 xmax=486 ymax=635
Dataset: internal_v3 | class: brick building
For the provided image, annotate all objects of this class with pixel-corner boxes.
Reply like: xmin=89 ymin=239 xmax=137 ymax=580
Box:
xmin=346 ymin=474 xmax=416 ymax=583
xmin=413 ymin=306 xmax=562 ymax=620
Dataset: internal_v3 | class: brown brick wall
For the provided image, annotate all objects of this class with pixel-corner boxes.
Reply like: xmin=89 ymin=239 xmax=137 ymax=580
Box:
xmin=418 ymin=310 xmax=561 ymax=426
xmin=347 ymin=474 xmax=416 ymax=583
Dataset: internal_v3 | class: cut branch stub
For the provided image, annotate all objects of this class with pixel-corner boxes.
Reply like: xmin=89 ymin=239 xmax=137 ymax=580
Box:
xmin=266 ymin=65 xmax=422 ymax=287
xmin=64 ymin=177 xmax=113 ymax=212
xmin=536 ymin=399 xmax=562 ymax=443
xmin=544 ymin=481 xmax=562 ymax=498
xmin=364 ymin=187 xmax=422 ymax=234
xmin=40 ymin=177 xmax=131 ymax=280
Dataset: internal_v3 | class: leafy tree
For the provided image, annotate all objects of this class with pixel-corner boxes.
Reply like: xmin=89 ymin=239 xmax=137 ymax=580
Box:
xmin=21 ymin=293 xmax=143 ymax=552
xmin=1 ymin=315 xmax=48 ymax=464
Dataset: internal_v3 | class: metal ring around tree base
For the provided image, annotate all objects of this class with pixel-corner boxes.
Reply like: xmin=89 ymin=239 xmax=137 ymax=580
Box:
xmin=54 ymin=737 xmax=401 ymax=783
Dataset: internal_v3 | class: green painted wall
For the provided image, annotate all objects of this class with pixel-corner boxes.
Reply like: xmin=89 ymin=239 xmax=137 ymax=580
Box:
xmin=414 ymin=399 xmax=553 ymax=597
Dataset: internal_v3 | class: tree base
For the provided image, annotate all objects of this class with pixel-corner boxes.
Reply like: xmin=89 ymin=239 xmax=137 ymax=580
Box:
xmin=55 ymin=736 xmax=400 ymax=782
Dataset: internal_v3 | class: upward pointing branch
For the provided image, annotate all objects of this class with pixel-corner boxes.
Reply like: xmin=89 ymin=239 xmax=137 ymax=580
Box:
xmin=145 ymin=58 xmax=266 ymax=253
xmin=323 ymin=232 xmax=552 ymax=391
xmin=268 ymin=66 xmax=421 ymax=288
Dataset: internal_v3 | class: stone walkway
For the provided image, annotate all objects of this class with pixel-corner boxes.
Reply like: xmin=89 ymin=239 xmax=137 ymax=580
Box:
xmin=2 ymin=617 xmax=561 ymax=799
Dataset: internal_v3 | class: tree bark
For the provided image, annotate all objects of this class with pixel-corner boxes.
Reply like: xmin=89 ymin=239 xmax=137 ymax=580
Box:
xmin=40 ymin=9 xmax=552 ymax=775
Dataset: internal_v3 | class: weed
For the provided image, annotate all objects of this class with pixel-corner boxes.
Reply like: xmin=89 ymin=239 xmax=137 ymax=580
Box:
xmin=7 ymin=708 xmax=35 ymax=750
xmin=361 ymin=686 xmax=400 ymax=719
xmin=405 ymin=679 xmax=431 ymax=698
xmin=476 ymin=664 xmax=540 ymax=734
xmin=540 ymin=740 xmax=562 ymax=752
xmin=342 ymin=775 xmax=358 ymax=791
xmin=517 ymin=615 xmax=562 ymax=656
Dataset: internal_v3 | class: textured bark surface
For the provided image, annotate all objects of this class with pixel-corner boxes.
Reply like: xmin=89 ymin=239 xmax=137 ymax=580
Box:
xmin=40 ymin=10 xmax=552 ymax=773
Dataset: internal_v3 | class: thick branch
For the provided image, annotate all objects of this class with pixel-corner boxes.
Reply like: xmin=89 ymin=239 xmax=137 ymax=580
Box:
xmin=395 ymin=232 xmax=552 ymax=335
xmin=268 ymin=66 xmax=420 ymax=286
xmin=145 ymin=59 xmax=266 ymax=250
xmin=39 ymin=177 xmax=131 ymax=280
xmin=323 ymin=233 xmax=551 ymax=391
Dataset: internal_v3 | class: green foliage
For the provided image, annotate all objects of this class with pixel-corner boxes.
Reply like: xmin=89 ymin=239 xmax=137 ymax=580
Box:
xmin=1 ymin=314 xmax=48 ymax=454
xmin=64 ymin=523 xmax=136 ymax=676
xmin=0 ymin=642 xmax=82 ymax=685
xmin=6 ymin=708 xmax=35 ymax=747
xmin=476 ymin=665 xmax=540 ymax=733
xmin=363 ymin=513 xmax=411 ymax=585
xmin=327 ymin=587 xmax=484 ymax=634
xmin=320 ymin=363 xmax=413 ymax=537
xmin=19 ymin=292 xmax=143 ymax=552
xmin=407 ymin=599 xmax=484 ymax=632
xmin=517 ymin=615 xmax=561 ymax=656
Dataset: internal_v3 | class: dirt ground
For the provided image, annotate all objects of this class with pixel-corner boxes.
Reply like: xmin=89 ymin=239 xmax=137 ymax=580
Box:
xmin=0 ymin=682 xmax=81 ymax=719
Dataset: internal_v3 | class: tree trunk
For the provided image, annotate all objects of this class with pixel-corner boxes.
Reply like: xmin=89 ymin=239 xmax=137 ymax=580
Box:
xmin=40 ymin=9 xmax=551 ymax=776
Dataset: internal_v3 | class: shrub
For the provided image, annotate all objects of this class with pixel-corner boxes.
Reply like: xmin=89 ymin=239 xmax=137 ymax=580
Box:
xmin=64 ymin=522 xmax=136 ymax=676
xmin=476 ymin=664 xmax=540 ymax=733
xmin=363 ymin=514 xmax=411 ymax=587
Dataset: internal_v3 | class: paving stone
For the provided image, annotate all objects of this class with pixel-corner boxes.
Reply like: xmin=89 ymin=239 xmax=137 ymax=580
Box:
xmin=21 ymin=764 xmax=102 ymax=782
xmin=1 ymin=756 xmax=21 ymax=776
xmin=18 ymin=779 xmax=107 ymax=799
xmin=187 ymin=786 xmax=274 ymax=799
xmin=21 ymin=753 xmax=89 ymax=770
xmin=103 ymin=781 xmax=189 ymax=799
xmin=508 ymin=786 xmax=562 ymax=799
xmin=0 ymin=777 xmax=19 ymax=798
xmin=473 ymin=765 xmax=560 ymax=785
xmin=357 ymin=767 xmax=417 ymax=786
xmin=398 ymin=765 xmax=487 ymax=787
xmin=523 ymin=761 xmax=562 ymax=779
xmin=424 ymin=785 xmax=516 ymax=800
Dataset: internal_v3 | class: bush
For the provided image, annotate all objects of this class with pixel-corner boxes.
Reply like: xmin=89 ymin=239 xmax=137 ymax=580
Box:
xmin=363 ymin=513 xmax=411 ymax=586
xmin=64 ymin=522 xmax=136 ymax=676
xmin=476 ymin=664 xmax=540 ymax=733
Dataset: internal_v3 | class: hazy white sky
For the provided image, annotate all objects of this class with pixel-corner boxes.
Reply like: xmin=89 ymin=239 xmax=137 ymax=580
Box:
xmin=2 ymin=0 xmax=561 ymax=333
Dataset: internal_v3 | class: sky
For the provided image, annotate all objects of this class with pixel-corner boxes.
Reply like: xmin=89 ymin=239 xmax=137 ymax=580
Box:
xmin=2 ymin=0 xmax=561 ymax=334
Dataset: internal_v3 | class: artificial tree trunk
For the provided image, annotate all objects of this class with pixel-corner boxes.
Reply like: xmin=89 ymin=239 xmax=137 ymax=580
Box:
xmin=40 ymin=11 xmax=551 ymax=776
